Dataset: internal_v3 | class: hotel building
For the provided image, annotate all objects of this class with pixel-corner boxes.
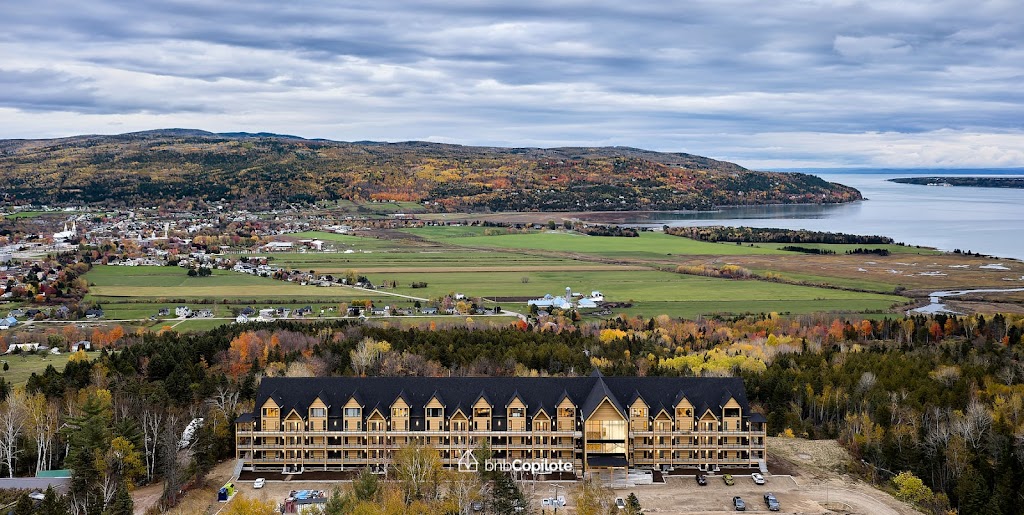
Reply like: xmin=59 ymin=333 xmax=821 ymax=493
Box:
xmin=235 ymin=372 xmax=767 ymax=477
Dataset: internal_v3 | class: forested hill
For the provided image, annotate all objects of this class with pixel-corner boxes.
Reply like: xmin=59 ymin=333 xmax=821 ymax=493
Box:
xmin=0 ymin=130 xmax=862 ymax=210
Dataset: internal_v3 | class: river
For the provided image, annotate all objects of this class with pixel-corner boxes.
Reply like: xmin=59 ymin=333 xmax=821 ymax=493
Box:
xmin=608 ymin=169 xmax=1024 ymax=261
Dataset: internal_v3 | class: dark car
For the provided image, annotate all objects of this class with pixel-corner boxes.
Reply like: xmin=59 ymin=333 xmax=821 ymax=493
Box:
xmin=763 ymin=493 xmax=780 ymax=511
xmin=733 ymin=496 xmax=746 ymax=511
xmin=696 ymin=474 xmax=707 ymax=486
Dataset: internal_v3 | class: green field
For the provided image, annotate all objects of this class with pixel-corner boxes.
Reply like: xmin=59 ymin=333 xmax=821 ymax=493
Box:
xmin=1 ymin=210 xmax=62 ymax=220
xmin=429 ymin=231 xmax=789 ymax=257
xmin=85 ymin=266 xmax=394 ymax=300
xmin=1 ymin=352 xmax=73 ymax=386
xmin=286 ymin=231 xmax=413 ymax=250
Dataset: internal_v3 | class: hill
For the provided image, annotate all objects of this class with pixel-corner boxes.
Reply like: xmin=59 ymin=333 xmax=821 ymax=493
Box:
xmin=0 ymin=130 xmax=861 ymax=210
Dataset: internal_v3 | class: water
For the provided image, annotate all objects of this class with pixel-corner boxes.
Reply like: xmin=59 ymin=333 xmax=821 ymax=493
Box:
xmin=610 ymin=169 xmax=1024 ymax=261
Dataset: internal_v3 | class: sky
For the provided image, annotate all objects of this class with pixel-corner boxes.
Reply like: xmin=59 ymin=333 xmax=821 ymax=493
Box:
xmin=2 ymin=0 xmax=1023 ymax=168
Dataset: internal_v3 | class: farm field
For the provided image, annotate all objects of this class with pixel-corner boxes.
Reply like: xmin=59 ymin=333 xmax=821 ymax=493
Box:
xmin=429 ymin=230 xmax=790 ymax=257
xmin=1 ymin=352 xmax=73 ymax=387
xmin=84 ymin=266 xmax=393 ymax=300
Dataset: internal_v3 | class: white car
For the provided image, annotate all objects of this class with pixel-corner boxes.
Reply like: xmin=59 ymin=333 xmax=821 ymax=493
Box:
xmin=253 ymin=477 xmax=266 ymax=489
xmin=615 ymin=497 xmax=626 ymax=510
xmin=752 ymin=473 xmax=765 ymax=485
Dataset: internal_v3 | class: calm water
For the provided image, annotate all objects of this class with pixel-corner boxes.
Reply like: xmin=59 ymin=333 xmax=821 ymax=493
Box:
xmin=614 ymin=169 xmax=1024 ymax=261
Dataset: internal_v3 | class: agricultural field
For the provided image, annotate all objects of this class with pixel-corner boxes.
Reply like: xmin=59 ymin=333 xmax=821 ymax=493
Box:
xmin=70 ymin=227 xmax=935 ymax=325
xmin=85 ymin=266 xmax=379 ymax=300
xmin=0 ymin=352 xmax=73 ymax=387
xmin=430 ymin=230 xmax=789 ymax=257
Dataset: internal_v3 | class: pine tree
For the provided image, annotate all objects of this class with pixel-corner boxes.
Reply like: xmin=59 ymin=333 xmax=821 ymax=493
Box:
xmin=625 ymin=492 xmax=643 ymax=515
xmin=38 ymin=485 xmax=69 ymax=515
xmin=109 ymin=483 xmax=134 ymax=515
xmin=12 ymin=493 xmax=33 ymax=515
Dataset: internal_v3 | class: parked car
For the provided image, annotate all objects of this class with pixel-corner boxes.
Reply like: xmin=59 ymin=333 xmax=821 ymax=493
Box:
xmin=752 ymin=472 xmax=765 ymax=485
xmin=764 ymin=493 xmax=780 ymax=511
xmin=723 ymin=474 xmax=735 ymax=486
xmin=615 ymin=497 xmax=626 ymax=510
xmin=696 ymin=474 xmax=708 ymax=485
xmin=253 ymin=477 xmax=265 ymax=489
xmin=733 ymin=496 xmax=746 ymax=511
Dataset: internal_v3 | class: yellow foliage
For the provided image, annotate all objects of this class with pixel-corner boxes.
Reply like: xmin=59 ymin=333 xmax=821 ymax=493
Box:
xmin=68 ymin=350 xmax=89 ymax=363
xmin=223 ymin=494 xmax=278 ymax=515
xmin=599 ymin=328 xmax=628 ymax=344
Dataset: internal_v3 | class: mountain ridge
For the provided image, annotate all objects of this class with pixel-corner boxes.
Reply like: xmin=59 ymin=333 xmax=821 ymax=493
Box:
xmin=0 ymin=129 xmax=862 ymax=211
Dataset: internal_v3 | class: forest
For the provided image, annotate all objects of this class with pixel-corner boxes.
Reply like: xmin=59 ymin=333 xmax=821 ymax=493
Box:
xmin=664 ymin=226 xmax=895 ymax=244
xmin=0 ymin=311 xmax=1022 ymax=513
xmin=0 ymin=131 xmax=861 ymax=210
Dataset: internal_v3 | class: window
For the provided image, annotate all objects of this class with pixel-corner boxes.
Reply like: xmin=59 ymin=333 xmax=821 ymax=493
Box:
xmin=558 ymin=407 xmax=574 ymax=418
xmin=392 ymin=407 xmax=408 ymax=418
xmin=426 ymin=408 xmax=443 ymax=418
xmin=631 ymin=407 xmax=646 ymax=418
xmin=310 ymin=408 xmax=326 ymax=418
xmin=262 ymin=407 xmax=279 ymax=418
xmin=509 ymin=407 xmax=525 ymax=418
xmin=724 ymin=408 xmax=740 ymax=417
xmin=344 ymin=408 xmax=360 ymax=418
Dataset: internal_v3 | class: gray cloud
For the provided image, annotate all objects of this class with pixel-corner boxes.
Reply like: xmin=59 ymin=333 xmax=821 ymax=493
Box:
xmin=0 ymin=0 xmax=1022 ymax=166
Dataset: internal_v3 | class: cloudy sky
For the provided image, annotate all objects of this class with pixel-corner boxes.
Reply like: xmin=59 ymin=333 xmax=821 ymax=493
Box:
xmin=2 ymin=1 xmax=1023 ymax=168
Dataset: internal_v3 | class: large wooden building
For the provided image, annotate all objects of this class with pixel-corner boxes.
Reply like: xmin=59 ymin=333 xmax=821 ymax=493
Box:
xmin=235 ymin=372 xmax=767 ymax=477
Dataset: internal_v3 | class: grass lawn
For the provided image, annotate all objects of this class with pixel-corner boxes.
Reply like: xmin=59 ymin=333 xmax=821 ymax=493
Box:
xmin=747 ymin=269 xmax=900 ymax=294
xmin=400 ymin=226 xmax=497 ymax=238
xmin=437 ymin=231 xmax=789 ymax=257
xmin=1 ymin=352 xmax=73 ymax=387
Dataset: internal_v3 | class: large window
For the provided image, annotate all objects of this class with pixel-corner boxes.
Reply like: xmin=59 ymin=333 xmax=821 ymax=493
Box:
xmin=585 ymin=419 xmax=626 ymax=441
xmin=310 ymin=408 xmax=326 ymax=418
xmin=426 ymin=408 xmax=443 ymax=418
xmin=345 ymin=408 xmax=360 ymax=418
xmin=509 ymin=407 xmax=525 ymax=418
xmin=631 ymin=407 xmax=646 ymax=418
xmin=392 ymin=407 xmax=408 ymax=418
xmin=262 ymin=407 xmax=279 ymax=418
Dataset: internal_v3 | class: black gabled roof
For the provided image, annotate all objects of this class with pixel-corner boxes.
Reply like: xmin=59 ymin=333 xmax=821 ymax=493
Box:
xmin=250 ymin=376 xmax=758 ymax=429
xmin=581 ymin=377 xmax=626 ymax=419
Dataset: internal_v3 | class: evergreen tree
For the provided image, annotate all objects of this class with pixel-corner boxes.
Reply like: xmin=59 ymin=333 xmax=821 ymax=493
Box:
xmin=352 ymin=468 xmax=379 ymax=501
xmin=109 ymin=483 xmax=134 ymax=515
xmin=492 ymin=473 xmax=525 ymax=515
xmin=38 ymin=485 xmax=69 ymax=515
xmin=625 ymin=492 xmax=643 ymax=515
xmin=12 ymin=493 xmax=33 ymax=515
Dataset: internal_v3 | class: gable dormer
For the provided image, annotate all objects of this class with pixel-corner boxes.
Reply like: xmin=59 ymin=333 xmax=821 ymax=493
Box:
xmin=472 ymin=393 xmax=492 ymax=431
xmin=283 ymin=408 xmax=304 ymax=432
xmin=507 ymin=391 xmax=527 ymax=431
xmin=260 ymin=397 xmax=281 ymax=431
xmin=673 ymin=391 xmax=694 ymax=431
xmin=448 ymin=407 xmax=469 ymax=432
xmin=697 ymin=406 xmax=718 ymax=432
xmin=308 ymin=395 xmax=328 ymax=431
xmin=425 ymin=392 xmax=445 ymax=431
xmin=390 ymin=394 xmax=410 ymax=431
xmin=719 ymin=394 xmax=742 ymax=431
xmin=628 ymin=393 xmax=649 ymax=431
xmin=343 ymin=396 xmax=363 ymax=431
xmin=532 ymin=408 xmax=551 ymax=432
xmin=366 ymin=407 xmax=387 ymax=432
xmin=556 ymin=393 xmax=576 ymax=432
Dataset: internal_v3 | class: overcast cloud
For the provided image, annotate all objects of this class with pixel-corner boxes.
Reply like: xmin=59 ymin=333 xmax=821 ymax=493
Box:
xmin=1 ymin=0 xmax=1022 ymax=168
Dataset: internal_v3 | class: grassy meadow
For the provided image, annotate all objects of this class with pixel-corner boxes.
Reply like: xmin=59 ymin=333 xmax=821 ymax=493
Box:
xmin=72 ymin=227 xmax=922 ymax=329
